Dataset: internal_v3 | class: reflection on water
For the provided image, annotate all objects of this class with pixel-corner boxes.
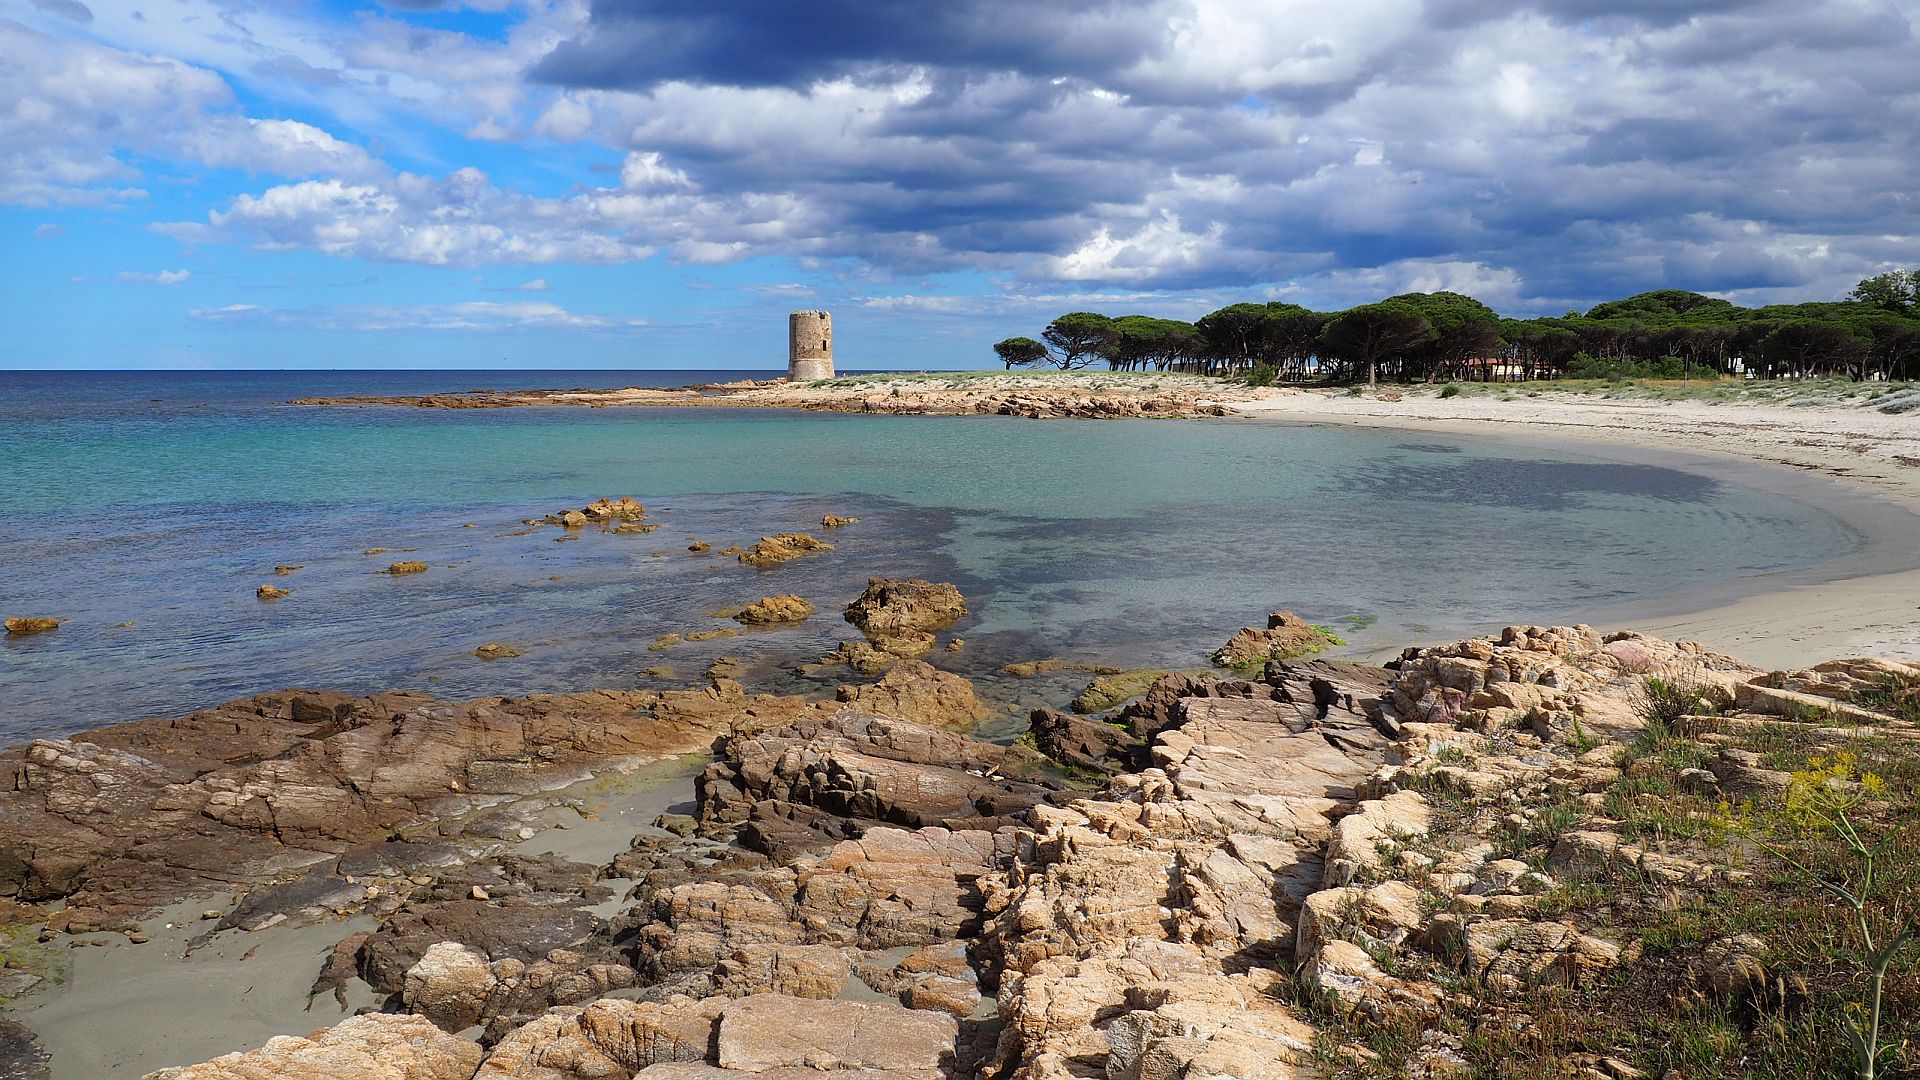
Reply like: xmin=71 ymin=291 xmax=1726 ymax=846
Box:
xmin=0 ymin=371 xmax=1866 ymax=743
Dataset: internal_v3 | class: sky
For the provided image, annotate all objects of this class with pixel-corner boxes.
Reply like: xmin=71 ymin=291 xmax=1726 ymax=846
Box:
xmin=1 ymin=0 xmax=1916 ymax=370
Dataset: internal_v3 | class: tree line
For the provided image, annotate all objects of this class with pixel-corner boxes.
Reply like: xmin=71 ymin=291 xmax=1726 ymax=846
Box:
xmin=992 ymin=270 xmax=1920 ymax=384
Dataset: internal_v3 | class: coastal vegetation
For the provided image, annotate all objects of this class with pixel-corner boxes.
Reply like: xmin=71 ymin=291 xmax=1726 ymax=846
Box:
xmin=994 ymin=271 xmax=1920 ymax=384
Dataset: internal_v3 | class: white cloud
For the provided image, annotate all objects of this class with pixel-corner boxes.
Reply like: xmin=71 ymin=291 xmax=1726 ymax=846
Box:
xmin=1045 ymin=212 xmax=1230 ymax=284
xmin=189 ymin=299 xmax=644 ymax=331
xmin=17 ymin=0 xmax=1918 ymax=311
xmin=516 ymin=278 xmax=553 ymax=291
xmin=164 ymin=151 xmax=822 ymax=267
xmin=0 ymin=22 xmax=378 ymax=207
xmin=117 ymin=268 xmax=192 ymax=285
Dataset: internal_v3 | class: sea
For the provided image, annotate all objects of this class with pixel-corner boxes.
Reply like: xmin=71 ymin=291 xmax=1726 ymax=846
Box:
xmin=0 ymin=369 xmax=1880 ymax=744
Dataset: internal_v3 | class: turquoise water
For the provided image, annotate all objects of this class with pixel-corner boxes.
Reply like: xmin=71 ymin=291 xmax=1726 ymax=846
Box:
xmin=0 ymin=371 xmax=1870 ymax=743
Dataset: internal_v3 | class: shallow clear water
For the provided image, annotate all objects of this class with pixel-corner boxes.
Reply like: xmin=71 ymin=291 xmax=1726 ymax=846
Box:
xmin=0 ymin=370 xmax=1868 ymax=743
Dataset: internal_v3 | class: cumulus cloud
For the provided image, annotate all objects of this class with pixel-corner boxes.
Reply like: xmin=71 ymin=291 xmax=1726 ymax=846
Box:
xmin=160 ymin=152 xmax=818 ymax=266
xmin=0 ymin=22 xmax=379 ymax=207
xmin=117 ymin=268 xmax=192 ymax=285
xmin=506 ymin=0 xmax=1920 ymax=306
xmin=37 ymin=0 xmax=1917 ymax=312
xmin=189 ymin=300 xmax=644 ymax=331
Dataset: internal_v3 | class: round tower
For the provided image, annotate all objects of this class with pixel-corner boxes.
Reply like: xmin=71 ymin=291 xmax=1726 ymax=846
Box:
xmin=788 ymin=310 xmax=834 ymax=381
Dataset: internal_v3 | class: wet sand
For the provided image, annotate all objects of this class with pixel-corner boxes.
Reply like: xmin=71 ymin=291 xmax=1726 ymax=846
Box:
xmin=6 ymin=758 xmax=703 ymax=1078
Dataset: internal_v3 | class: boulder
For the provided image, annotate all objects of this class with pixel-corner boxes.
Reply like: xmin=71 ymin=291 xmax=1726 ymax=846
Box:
xmin=473 ymin=642 xmax=524 ymax=660
xmin=140 ymin=1014 xmax=481 ymax=1080
xmin=473 ymin=997 xmax=723 ymax=1079
xmin=3 ymin=618 xmax=58 ymax=636
xmin=256 ymin=585 xmax=291 ymax=601
xmin=713 ymin=995 xmax=957 ymax=1073
xmin=383 ymin=561 xmax=429 ymax=576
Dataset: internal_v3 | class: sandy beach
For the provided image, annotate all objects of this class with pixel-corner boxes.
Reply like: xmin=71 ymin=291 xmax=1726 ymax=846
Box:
xmin=1231 ymin=387 xmax=1920 ymax=668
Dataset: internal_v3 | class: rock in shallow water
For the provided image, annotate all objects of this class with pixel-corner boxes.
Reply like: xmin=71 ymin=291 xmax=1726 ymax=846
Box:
xmin=737 ymin=534 xmax=832 ymax=568
xmin=732 ymin=595 xmax=814 ymax=625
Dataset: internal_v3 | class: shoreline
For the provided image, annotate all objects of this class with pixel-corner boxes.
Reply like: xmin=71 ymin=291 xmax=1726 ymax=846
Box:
xmin=289 ymin=369 xmax=1919 ymax=669
xmin=1230 ymin=389 xmax=1920 ymax=668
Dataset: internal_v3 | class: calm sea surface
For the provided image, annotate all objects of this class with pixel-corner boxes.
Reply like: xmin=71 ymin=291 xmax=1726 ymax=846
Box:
xmin=0 ymin=370 xmax=1873 ymax=743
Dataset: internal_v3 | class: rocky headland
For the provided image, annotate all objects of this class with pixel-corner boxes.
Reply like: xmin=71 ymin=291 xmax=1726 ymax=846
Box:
xmin=5 ymin=618 xmax=1916 ymax=1078
xmin=287 ymin=373 xmax=1275 ymax=420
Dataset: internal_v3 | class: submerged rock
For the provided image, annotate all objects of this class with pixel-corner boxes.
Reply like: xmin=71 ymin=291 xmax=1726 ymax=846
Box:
xmin=382 ymin=561 xmax=429 ymax=576
xmin=820 ymin=514 xmax=859 ymax=528
xmin=1068 ymin=668 xmax=1172 ymax=714
xmin=798 ymin=640 xmax=899 ymax=678
xmin=255 ymin=585 xmax=291 ymax=601
xmin=2 ymin=618 xmax=58 ymax=636
xmin=472 ymin=642 xmax=524 ymax=660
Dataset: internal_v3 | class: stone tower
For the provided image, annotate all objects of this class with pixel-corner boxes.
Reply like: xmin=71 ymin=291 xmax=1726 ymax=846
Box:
xmin=788 ymin=310 xmax=834 ymax=381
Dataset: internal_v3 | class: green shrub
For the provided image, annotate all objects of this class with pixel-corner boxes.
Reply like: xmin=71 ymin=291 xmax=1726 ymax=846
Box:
xmin=1438 ymin=383 xmax=1461 ymax=398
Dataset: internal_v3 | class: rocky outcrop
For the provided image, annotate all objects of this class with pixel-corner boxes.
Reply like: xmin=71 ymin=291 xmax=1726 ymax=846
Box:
xmin=141 ymin=1014 xmax=481 ymax=1080
xmin=0 ymin=682 xmax=822 ymax=932
xmin=290 ymin=377 xmax=1278 ymax=420
xmin=537 ymin=497 xmax=648 ymax=527
xmin=738 ymin=534 xmax=832 ymax=569
xmin=2 ymin=618 xmax=58 ymax=636
xmin=835 ymin=660 xmax=989 ymax=730
xmin=69 ymin=624 xmax=1916 ymax=1080
xmin=382 ymin=561 xmax=429 ymax=576
xmin=732 ymin=596 xmax=815 ymax=626
xmin=843 ymin=578 xmax=967 ymax=639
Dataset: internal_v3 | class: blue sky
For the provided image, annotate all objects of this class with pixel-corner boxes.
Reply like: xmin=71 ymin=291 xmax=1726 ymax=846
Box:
xmin=3 ymin=0 xmax=1916 ymax=370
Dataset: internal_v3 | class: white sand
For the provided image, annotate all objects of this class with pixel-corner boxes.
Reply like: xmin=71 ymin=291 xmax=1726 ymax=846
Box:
xmin=1232 ymin=389 xmax=1920 ymax=668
